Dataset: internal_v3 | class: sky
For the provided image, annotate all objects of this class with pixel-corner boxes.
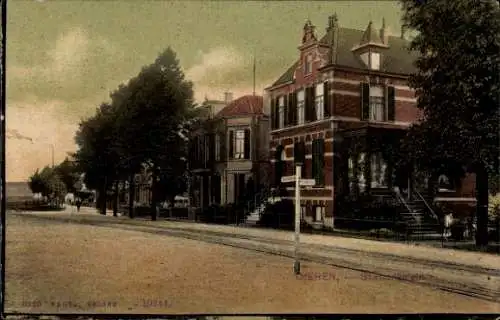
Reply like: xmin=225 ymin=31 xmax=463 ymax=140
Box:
xmin=6 ymin=0 xmax=403 ymax=182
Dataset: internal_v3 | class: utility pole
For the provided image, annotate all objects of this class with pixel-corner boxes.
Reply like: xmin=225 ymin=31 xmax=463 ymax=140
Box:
xmin=50 ymin=144 xmax=54 ymax=167
xmin=294 ymin=164 xmax=301 ymax=275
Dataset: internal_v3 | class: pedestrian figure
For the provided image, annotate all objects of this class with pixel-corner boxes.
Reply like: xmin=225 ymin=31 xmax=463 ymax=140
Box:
xmin=443 ymin=212 xmax=453 ymax=241
xmin=76 ymin=197 xmax=82 ymax=212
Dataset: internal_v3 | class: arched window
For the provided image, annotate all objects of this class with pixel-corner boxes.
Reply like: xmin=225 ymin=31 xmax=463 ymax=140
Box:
xmin=438 ymin=174 xmax=455 ymax=191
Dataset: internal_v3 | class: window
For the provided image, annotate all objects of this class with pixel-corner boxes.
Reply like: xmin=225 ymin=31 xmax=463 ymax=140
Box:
xmin=348 ymin=157 xmax=355 ymax=190
xmin=314 ymin=206 xmax=324 ymax=222
xmin=370 ymin=153 xmax=387 ymax=188
xmin=358 ymin=153 xmax=366 ymax=192
xmin=315 ymin=84 xmax=324 ymax=120
xmin=369 ymin=86 xmax=385 ymax=121
xmin=215 ymin=134 xmax=220 ymax=161
xmin=304 ymin=54 xmax=313 ymax=75
xmin=438 ymin=174 xmax=455 ymax=191
xmin=278 ymin=96 xmax=285 ymax=128
xmin=233 ymin=130 xmax=245 ymax=159
xmin=297 ymin=90 xmax=305 ymax=125
xmin=370 ymin=52 xmax=380 ymax=70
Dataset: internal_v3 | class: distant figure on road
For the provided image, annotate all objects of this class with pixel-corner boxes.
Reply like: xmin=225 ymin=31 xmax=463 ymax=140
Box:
xmin=76 ymin=197 xmax=82 ymax=212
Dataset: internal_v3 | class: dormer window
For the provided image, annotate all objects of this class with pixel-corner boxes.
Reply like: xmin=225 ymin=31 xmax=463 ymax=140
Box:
xmin=304 ymin=54 xmax=313 ymax=75
xmin=360 ymin=51 xmax=381 ymax=70
xmin=370 ymin=52 xmax=380 ymax=70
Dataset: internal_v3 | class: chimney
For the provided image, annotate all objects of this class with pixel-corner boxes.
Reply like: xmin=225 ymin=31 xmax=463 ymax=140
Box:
xmin=224 ymin=92 xmax=233 ymax=104
xmin=400 ymin=25 xmax=407 ymax=39
xmin=326 ymin=13 xmax=338 ymax=65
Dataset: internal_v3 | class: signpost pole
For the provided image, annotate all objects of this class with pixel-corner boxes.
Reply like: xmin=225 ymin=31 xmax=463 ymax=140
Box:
xmin=294 ymin=164 xmax=301 ymax=275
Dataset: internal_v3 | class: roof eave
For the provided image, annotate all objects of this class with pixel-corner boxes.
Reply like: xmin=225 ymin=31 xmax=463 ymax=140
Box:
xmin=265 ymin=80 xmax=294 ymax=92
xmin=318 ymin=64 xmax=412 ymax=79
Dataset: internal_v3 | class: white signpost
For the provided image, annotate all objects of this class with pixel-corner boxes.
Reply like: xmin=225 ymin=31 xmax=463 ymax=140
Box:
xmin=281 ymin=168 xmax=316 ymax=275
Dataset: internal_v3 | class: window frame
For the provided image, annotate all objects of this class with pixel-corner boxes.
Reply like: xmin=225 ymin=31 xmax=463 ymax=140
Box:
xmin=370 ymin=52 xmax=381 ymax=70
xmin=297 ymin=90 xmax=305 ymax=125
xmin=278 ymin=96 xmax=285 ymax=128
xmin=304 ymin=54 xmax=313 ymax=75
xmin=314 ymin=83 xmax=324 ymax=120
xmin=369 ymin=85 xmax=386 ymax=122
xmin=233 ymin=129 xmax=246 ymax=159
xmin=313 ymin=206 xmax=324 ymax=222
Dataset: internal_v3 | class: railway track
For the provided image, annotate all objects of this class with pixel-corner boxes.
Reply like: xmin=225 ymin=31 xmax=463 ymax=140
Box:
xmin=10 ymin=213 xmax=500 ymax=303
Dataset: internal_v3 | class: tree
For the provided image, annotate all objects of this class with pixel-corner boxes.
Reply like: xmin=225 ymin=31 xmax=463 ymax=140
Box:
xmin=54 ymin=157 xmax=81 ymax=193
xmin=74 ymin=102 xmax=121 ymax=215
xmin=400 ymin=0 xmax=500 ymax=246
xmin=28 ymin=166 xmax=67 ymax=206
xmin=112 ymin=47 xmax=196 ymax=221
xmin=28 ymin=169 xmax=45 ymax=195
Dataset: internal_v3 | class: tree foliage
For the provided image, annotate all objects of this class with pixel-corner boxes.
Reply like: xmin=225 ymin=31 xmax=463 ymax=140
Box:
xmin=28 ymin=166 xmax=67 ymax=201
xmin=400 ymin=0 xmax=500 ymax=245
xmin=74 ymin=46 xmax=197 ymax=219
xmin=54 ymin=157 xmax=81 ymax=193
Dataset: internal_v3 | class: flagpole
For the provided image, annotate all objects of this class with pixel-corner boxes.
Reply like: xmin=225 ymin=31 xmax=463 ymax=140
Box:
xmin=253 ymin=52 xmax=256 ymax=96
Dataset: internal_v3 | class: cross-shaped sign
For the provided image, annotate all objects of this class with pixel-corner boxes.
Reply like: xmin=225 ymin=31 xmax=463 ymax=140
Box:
xmin=281 ymin=176 xmax=316 ymax=186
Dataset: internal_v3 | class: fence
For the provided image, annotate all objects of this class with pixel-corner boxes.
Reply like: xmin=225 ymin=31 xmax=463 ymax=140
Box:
xmin=330 ymin=216 xmax=500 ymax=253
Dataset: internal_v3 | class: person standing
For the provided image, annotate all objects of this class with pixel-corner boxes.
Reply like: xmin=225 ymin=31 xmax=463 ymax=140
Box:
xmin=76 ymin=197 xmax=82 ymax=213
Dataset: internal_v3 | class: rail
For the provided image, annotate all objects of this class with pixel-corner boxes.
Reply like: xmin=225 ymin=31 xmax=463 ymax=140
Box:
xmin=414 ymin=189 xmax=439 ymax=222
xmin=394 ymin=187 xmax=412 ymax=213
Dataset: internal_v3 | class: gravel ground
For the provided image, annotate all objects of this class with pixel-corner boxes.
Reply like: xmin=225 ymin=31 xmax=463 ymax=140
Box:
xmin=5 ymin=213 xmax=500 ymax=314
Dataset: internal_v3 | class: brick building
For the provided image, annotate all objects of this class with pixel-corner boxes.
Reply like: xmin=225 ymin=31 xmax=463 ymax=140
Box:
xmin=189 ymin=93 xmax=271 ymax=211
xmin=265 ymin=15 xmax=475 ymax=228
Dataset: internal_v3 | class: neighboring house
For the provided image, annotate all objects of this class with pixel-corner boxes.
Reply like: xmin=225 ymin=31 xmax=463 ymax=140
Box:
xmin=189 ymin=93 xmax=270 ymax=211
xmin=265 ymin=15 xmax=475 ymax=229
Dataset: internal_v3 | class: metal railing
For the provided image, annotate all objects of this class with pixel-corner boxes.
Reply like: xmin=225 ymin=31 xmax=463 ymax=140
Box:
xmin=394 ymin=187 xmax=412 ymax=213
xmin=414 ymin=189 xmax=439 ymax=221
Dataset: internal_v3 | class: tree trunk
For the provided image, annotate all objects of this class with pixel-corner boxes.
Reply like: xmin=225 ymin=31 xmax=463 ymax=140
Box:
xmin=128 ymin=175 xmax=135 ymax=219
xmin=150 ymin=171 xmax=157 ymax=221
xmin=99 ymin=180 xmax=107 ymax=215
xmin=475 ymin=165 xmax=489 ymax=247
xmin=112 ymin=181 xmax=119 ymax=217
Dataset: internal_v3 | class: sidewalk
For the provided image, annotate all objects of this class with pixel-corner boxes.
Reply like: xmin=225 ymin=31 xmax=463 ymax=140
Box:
xmin=36 ymin=208 xmax=500 ymax=271
xmin=122 ymin=218 xmax=500 ymax=271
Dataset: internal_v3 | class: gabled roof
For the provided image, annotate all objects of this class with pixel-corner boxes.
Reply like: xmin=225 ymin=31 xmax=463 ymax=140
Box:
xmin=271 ymin=24 xmax=418 ymax=88
xmin=216 ymin=95 xmax=264 ymax=118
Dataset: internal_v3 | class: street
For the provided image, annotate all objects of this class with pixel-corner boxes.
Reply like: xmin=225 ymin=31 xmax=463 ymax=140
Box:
xmin=5 ymin=209 xmax=500 ymax=314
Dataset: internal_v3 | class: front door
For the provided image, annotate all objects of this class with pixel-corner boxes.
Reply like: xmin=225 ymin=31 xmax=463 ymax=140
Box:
xmin=233 ymin=173 xmax=246 ymax=205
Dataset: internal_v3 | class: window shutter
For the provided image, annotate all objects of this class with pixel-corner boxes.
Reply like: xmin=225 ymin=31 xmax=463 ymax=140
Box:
xmin=229 ymin=130 xmax=234 ymax=159
xmin=305 ymin=87 xmax=311 ymax=122
xmin=208 ymin=134 xmax=215 ymax=162
xmin=317 ymin=139 xmax=325 ymax=185
xmin=290 ymin=92 xmax=297 ymax=125
xmin=312 ymin=139 xmax=325 ymax=185
xmin=287 ymin=93 xmax=293 ymax=126
xmin=361 ymin=82 xmax=370 ymax=120
xmin=244 ymin=129 xmax=251 ymax=159
xmin=387 ymin=86 xmax=395 ymax=121
xmin=311 ymin=86 xmax=317 ymax=121
xmin=275 ymin=98 xmax=280 ymax=129
xmin=323 ymin=82 xmax=331 ymax=118
xmin=270 ymin=97 xmax=276 ymax=130
xmin=219 ymin=133 xmax=226 ymax=161
xmin=283 ymin=95 xmax=290 ymax=127
xmin=312 ymin=140 xmax=318 ymax=184
xmin=275 ymin=146 xmax=283 ymax=186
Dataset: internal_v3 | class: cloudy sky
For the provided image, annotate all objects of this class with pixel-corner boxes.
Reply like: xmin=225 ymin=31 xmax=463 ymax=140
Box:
xmin=6 ymin=0 xmax=402 ymax=182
